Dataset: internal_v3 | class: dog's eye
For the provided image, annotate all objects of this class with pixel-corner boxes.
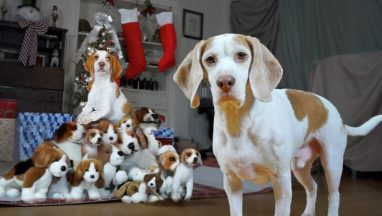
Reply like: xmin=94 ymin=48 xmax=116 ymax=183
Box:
xmin=186 ymin=152 xmax=192 ymax=157
xmin=205 ymin=56 xmax=216 ymax=65
xmin=90 ymin=132 xmax=96 ymax=137
xmin=72 ymin=125 xmax=77 ymax=131
xmin=95 ymin=55 xmax=99 ymax=60
xmin=123 ymin=121 xmax=126 ymax=123
xmin=106 ymin=150 xmax=111 ymax=154
xmin=106 ymin=56 xmax=110 ymax=61
xmin=236 ymin=52 xmax=247 ymax=61
xmin=169 ymin=156 xmax=176 ymax=162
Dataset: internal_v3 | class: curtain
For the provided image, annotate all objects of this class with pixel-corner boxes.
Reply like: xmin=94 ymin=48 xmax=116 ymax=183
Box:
xmin=231 ymin=0 xmax=382 ymax=89
xmin=231 ymin=0 xmax=288 ymax=87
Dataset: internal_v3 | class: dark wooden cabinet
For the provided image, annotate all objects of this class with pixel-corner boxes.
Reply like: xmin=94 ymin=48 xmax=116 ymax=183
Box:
xmin=0 ymin=21 xmax=67 ymax=113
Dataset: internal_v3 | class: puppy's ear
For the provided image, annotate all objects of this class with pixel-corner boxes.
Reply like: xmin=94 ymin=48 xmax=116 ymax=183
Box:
xmin=109 ymin=53 xmax=122 ymax=83
xmin=173 ymin=40 xmax=206 ymax=108
xmin=54 ymin=123 xmax=69 ymax=143
xmin=84 ymin=52 xmax=96 ymax=78
xmin=244 ymin=36 xmax=283 ymax=102
xmin=95 ymin=161 xmax=105 ymax=188
xmin=72 ymin=162 xmax=85 ymax=186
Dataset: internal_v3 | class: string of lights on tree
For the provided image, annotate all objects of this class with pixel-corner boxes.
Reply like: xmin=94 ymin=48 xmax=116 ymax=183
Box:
xmin=71 ymin=26 xmax=117 ymax=107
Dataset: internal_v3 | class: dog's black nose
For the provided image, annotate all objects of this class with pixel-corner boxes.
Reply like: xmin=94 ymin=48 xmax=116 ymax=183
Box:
xmin=99 ymin=61 xmax=105 ymax=67
xmin=118 ymin=151 xmax=124 ymax=156
xmin=152 ymin=113 xmax=159 ymax=120
xmin=109 ymin=137 xmax=114 ymax=141
xmin=61 ymin=166 xmax=66 ymax=172
xmin=90 ymin=175 xmax=95 ymax=179
xmin=193 ymin=157 xmax=198 ymax=163
xmin=97 ymin=137 xmax=102 ymax=143
xmin=217 ymin=76 xmax=235 ymax=92
xmin=128 ymin=142 xmax=135 ymax=150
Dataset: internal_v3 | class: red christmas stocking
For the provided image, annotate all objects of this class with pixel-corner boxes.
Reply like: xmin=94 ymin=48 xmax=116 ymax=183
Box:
xmin=156 ymin=12 xmax=177 ymax=72
xmin=119 ymin=8 xmax=146 ymax=79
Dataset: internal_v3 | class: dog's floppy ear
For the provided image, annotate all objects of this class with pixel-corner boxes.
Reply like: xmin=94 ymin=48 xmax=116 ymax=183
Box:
xmin=173 ymin=40 xmax=206 ymax=108
xmin=109 ymin=53 xmax=122 ymax=83
xmin=72 ymin=161 xmax=86 ymax=186
xmin=95 ymin=160 xmax=105 ymax=188
xmin=54 ymin=123 xmax=69 ymax=143
xmin=245 ymin=36 xmax=283 ymax=102
xmin=84 ymin=52 xmax=96 ymax=78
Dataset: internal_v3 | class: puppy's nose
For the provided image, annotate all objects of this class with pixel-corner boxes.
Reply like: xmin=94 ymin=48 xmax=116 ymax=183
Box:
xmin=109 ymin=137 xmax=114 ymax=141
xmin=99 ymin=61 xmax=105 ymax=67
xmin=128 ymin=142 xmax=135 ymax=150
xmin=90 ymin=175 xmax=95 ymax=179
xmin=97 ymin=137 xmax=102 ymax=143
xmin=117 ymin=151 xmax=124 ymax=156
xmin=193 ymin=157 xmax=198 ymax=163
xmin=61 ymin=166 xmax=66 ymax=172
xmin=152 ymin=113 xmax=158 ymax=120
xmin=217 ymin=76 xmax=235 ymax=92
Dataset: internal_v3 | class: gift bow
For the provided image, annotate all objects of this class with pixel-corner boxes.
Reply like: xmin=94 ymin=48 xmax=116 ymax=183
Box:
xmin=16 ymin=15 xmax=49 ymax=67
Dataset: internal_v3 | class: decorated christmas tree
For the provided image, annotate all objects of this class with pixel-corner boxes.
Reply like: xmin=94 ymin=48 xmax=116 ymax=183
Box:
xmin=72 ymin=12 xmax=124 ymax=109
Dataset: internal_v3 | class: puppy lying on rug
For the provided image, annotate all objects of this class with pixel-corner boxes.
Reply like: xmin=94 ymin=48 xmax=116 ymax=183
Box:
xmin=173 ymin=33 xmax=382 ymax=216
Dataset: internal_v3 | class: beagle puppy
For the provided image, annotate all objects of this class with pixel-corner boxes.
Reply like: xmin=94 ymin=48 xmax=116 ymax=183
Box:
xmin=0 ymin=142 xmax=69 ymax=202
xmin=77 ymin=50 xmax=133 ymax=125
xmin=118 ymin=116 xmax=134 ymax=133
xmin=53 ymin=121 xmax=86 ymax=168
xmin=96 ymin=143 xmax=128 ymax=198
xmin=171 ymin=148 xmax=202 ymax=202
xmin=69 ymin=156 xmax=104 ymax=200
xmin=98 ymin=119 xmax=120 ymax=145
xmin=173 ymin=33 xmax=382 ymax=216
xmin=132 ymin=107 xmax=164 ymax=157
xmin=81 ymin=128 xmax=103 ymax=158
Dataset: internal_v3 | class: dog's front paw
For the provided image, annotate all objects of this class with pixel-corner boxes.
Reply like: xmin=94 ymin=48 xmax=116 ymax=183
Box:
xmin=184 ymin=195 xmax=192 ymax=201
xmin=171 ymin=193 xmax=181 ymax=202
xmin=114 ymin=171 xmax=128 ymax=185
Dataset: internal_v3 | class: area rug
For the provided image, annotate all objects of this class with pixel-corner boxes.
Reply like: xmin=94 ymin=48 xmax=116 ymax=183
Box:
xmin=0 ymin=156 xmax=272 ymax=207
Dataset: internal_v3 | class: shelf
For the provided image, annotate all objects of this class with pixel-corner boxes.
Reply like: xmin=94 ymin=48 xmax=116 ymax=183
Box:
xmin=121 ymin=87 xmax=166 ymax=95
xmin=78 ymin=31 xmax=162 ymax=47
xmin=0 ymin=62 xmax=64 ymax=90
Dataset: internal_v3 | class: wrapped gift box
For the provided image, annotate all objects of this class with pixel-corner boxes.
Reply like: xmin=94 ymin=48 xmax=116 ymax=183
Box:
xmin=155 ymin=128 xmax=174 ymax=146
xmin=0 ymin=99 xmax=17 ymax=118
xmin=0 ymin=118 xmax=16 ymax=162
xmin=17 ymin=112 xmax=75 ymax=160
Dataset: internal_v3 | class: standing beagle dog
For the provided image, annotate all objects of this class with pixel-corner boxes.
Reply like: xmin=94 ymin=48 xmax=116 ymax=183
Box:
xmin=77 ymin=50 xmax=132 ymax=125
xmin=174 ymin=34 xmax=382 ymax=216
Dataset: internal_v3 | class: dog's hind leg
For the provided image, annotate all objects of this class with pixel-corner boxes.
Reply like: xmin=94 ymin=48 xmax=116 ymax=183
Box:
xmin=292 ymin=140 xmax=320 ymax=216
xmin=319 ymin=133 xmax=347 ymax=216
xmin=223 ymin=171 xmax=243 ymax=216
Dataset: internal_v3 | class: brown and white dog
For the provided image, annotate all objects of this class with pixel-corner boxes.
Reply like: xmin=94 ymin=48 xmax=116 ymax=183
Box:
xmin=53 ymin=122 xmax=86 ymax=168
xmin=77 ymin=50 xmax=132 ymax=125
xmin=81 ymin=128 xmax=103 ymax=158
xmin=98 ymin=119 xmax=120 ymax=145
xmin=132 ymin=107 xmax=163 ymax=156
xmin=0 ymin=142 xmax=69 ymax=202
xmin=69 ymin=156 xmax=104 ymax=200
xmin=171 ymin=148 xmax=202 ymax=202
xmin=173 ymin=34 xmax=382 ymax=216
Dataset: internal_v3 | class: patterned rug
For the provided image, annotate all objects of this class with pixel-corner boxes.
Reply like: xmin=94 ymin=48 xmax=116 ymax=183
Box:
xmin=0 ymin=156 xmax=272 ymax=206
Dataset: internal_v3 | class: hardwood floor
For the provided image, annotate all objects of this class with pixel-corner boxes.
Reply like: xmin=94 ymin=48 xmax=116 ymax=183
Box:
xmin=1 ymin=172 xmax=381 ymax=216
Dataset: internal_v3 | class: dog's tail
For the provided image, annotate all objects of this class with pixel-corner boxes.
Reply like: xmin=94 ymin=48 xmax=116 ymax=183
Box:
xmin=345 ymin=115 xmax=382 ymax=136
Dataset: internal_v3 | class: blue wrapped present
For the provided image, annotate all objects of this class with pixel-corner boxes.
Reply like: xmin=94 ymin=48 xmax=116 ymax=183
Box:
xmin=155 ymin=128 xmax=174 ymax=145
xmin=16 ymin=112 xmax=75 ymax=160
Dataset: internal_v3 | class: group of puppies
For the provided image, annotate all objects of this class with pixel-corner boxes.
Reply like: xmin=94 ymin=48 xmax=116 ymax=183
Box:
xmin=0 ymin=107 xmax=202 ymax=204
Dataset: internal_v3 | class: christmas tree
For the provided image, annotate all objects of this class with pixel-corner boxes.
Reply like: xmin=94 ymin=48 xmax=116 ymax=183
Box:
xmin=72 ymin=25 xmax=120 ymax=108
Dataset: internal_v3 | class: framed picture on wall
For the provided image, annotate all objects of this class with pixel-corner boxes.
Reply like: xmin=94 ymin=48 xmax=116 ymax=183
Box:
xmin=183 ymin=9 xmax=203 ymax=40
